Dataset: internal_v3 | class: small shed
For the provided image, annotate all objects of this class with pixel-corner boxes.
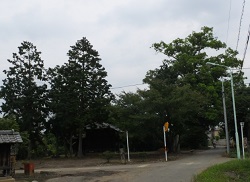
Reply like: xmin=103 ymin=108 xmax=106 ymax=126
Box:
xmin=84 ymin=122 xmax=123 ymax=152
xmin=0 ymin=130 xmax=23 ymax=177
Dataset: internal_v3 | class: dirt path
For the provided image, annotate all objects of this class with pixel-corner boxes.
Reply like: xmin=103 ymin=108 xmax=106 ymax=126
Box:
xmin=14 ymin=151 xmax=184 ymax=182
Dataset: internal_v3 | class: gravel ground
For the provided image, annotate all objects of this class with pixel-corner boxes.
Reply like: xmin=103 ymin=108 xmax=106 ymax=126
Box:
xmin=14 ymin=151 xmax=182 ymax=182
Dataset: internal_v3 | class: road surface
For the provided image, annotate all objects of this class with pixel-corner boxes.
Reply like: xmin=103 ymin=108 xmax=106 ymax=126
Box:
xmin=129 ymin=147 xmax=232 ymax=182
xmin=17 ymin=147 xmax=233 ymax=182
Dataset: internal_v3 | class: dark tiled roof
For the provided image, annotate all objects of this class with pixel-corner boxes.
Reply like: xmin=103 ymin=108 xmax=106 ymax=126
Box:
xmin=85 ymin=122 xmax=123 ymax=132
xmin=0 ymin=130 xmax=23 ymax=143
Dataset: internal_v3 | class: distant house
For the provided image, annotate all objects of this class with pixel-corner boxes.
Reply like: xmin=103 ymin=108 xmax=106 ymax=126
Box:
xmin=0 ymin=130 xmax=22 ymax=177
xmin=207 ymin=126 xmax=221 ymax=140
xmin=84 ymin=122 xmax=123 ymax=152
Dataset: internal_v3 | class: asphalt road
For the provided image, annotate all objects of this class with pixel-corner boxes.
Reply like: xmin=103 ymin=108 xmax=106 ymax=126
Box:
xmin=17 ymin=147 xmax=233 ymax=182
xmin=129 ymin=147 xmax=232 ymax=182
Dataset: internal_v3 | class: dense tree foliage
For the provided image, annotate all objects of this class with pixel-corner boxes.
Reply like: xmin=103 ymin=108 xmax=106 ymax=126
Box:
xmin=48 ymin=37 xmax=113 ymax=157
xmin=111 ymin=27 xmax=247 ymax=151
xmin=145 ymin=26 xmax=244 ymax=149
xmin=47 ymin=64 xmax=79 ymax=157
xmin=0 ymin=41 xmax=48 ymax=158
xmin=0 ymin=116 xmax=19 ymax=131
xmin=226 ymin=86 xmax=250 ymax=139
xmin=111 ymin=85 xmax=208 ymax=151
xmin=110 ymin=91 xmax=163 ymax=151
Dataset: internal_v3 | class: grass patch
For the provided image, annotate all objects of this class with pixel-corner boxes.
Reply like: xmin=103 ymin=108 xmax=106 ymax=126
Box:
xmin=194 ymin=159 xmax=250 ymax=182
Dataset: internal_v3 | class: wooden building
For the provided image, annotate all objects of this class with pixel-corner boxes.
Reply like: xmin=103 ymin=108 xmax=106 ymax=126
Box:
xmin=0 ymin=130 xmax=22 ymax=177
xmin=84 ymin=122 xmax=123 ymax=152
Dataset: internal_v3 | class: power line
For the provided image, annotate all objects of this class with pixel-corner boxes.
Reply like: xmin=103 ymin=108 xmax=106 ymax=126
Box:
xmin=241 ymin=24 xmax=250 ymax=69
xmin=110 ymin=68 xmax=250 ymax=89
xmin=226 ymin=0 xmax=232 ymax=45
xmin=111 ymin=83 xmax=146 ymax=90
xmin=236 ymin=0 xmax=246 ymax=51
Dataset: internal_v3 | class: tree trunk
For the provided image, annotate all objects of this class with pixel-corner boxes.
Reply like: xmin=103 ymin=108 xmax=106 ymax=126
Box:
xmin=173 ymin=134 xmax=180 ymax=153
xmin=69 ymin=135 xmax=74 ymax=157
xmin=77 ymin=130 xmax=83 ymax=158
xmin=63 ymin=139 xmax=68 ymax=158
xmin=27 ymin=140 xmax=32 ymax=160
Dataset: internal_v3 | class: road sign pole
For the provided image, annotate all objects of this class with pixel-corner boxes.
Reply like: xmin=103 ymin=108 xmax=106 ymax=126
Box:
xmin=163 ymin=126 xmax=167 ymax=161
xmin=126 ymin=131 xmax=130 ymax=162
xmin=240 ymin=122 xmax=245 ymax=159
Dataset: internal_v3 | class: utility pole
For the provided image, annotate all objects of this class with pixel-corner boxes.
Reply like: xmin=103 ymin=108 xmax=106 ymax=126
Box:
xmin=221 ymin=78 xmax=230 ymax=154
xmin=206 ymin=62 xmax=241 ymax=159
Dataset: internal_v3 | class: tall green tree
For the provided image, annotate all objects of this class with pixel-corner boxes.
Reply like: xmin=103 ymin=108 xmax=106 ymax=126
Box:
xmin=47 ymin=65 xmax=80 ymax=157
xmin=110 ymin=84 xmax=207 ymax=151
xmin=0 ymin=41 xmax=48 ymax=159
xmin=110 ymin=91 xmax=163 ymax=151
xmin=48 ymin=37 xmax=113 ymax=157
xmin=147 ymin=27 xmax=244 ymax=149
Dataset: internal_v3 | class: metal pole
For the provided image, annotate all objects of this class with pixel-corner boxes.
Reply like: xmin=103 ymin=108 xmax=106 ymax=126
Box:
xmin=221 ymin=78 xmax=230 ymax=154
xmin=163 ymin=126 xmax=167 ymax=161
xmin=126 ymin=131 xmax=130 ymax=162
xmin=240 ymin=122 xmax=245 ymax=159
xmin=230 ymin=70 xmax=241 ymax=159
xmin=206 ymin=62 xmax=240 ymax=159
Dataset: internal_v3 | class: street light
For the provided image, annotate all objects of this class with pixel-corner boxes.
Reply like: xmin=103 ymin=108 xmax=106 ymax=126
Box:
xmin=206 ymin=62 xmax=241 ymax=159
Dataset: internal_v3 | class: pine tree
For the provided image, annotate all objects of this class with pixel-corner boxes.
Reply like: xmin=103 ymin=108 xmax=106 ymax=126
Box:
xmin=0 ymin=41 xmax=48 ymax=159
xmin=49 ymin=37 xmax=113 ymax=157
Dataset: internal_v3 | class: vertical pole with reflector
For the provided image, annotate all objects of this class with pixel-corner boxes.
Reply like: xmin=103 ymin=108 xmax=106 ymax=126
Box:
xmin=163 ymin=125 xmax=167 ymax=161
xmin=126 ymin=131 xmax=130 ymax=162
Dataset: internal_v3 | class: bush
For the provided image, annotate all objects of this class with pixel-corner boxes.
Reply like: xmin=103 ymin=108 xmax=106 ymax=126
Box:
xmin=102 ymin=151 xmax=115 ymax=163
xmin=17 ymin=132 xmax=30 ymax=159
xmin=215 ymin=135 xmax=220 ymax=141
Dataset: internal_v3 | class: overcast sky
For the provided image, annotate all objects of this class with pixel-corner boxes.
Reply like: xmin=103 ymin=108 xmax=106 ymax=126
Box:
xmin=0 ymin=0 xmax=250 ymax=94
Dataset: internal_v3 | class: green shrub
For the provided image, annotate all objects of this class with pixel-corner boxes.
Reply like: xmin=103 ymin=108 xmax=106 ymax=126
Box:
xmin=17 ymin=131 xmax=30 ymax=159
xmin=102 ymin=151 xmax=115 ymax=163
xmin=215 ymin=135 xmax=220 ymax=141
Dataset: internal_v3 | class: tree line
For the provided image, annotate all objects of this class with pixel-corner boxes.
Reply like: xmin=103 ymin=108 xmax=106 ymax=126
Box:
xmin=1 ymin=27 xmax=250 ymax=159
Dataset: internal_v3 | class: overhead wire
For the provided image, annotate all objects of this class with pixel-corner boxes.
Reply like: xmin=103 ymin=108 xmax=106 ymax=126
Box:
xmin=226 ymin=0 xmax=232 ymax=45
xmin=112 ymin=1 xmax=250 ymax=91
xmin=236 ymin=0 xmax=246 ymax=51
xmin=241 ymin=24 xmax=250 ymax=69
xmin=110 ymin=67 xmax=250 ymax=90
xmin=111 ymin=83 xmax=146 ymax=90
